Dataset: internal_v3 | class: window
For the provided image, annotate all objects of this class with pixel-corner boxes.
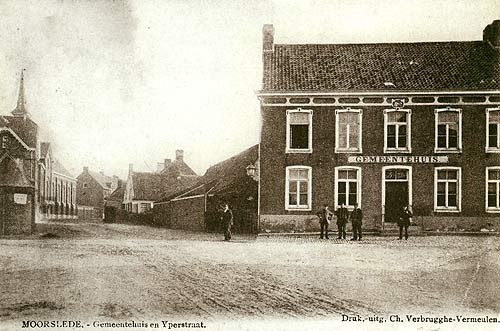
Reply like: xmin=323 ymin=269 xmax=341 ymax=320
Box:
xmin=285 ymin=166 xmax=312 ymax=210
xmin=335 ymin=109 xmax=362 ymax=153
xmin=335 ymin=167 xmax=361 ymax=208
xmin=486 ymin=167 xmax=500 ymax=212
xmin=140 ymin=203 xmax=151 ymax=213
xmin=286 ymin=109 xmax=312 ymax=153
xmin=435 ymin=108 xmax=462 ymax=153
xmin=434 ymin=167 xmax=461 ymax=212
xmin=384 ymin=109 xmax=411 ymax=153
xmin=1 ymin=136 xmax=7 ymax=149
xmin=486 ymin=108 xmax=500 ymax=152
xmin=83 ymin=183 xmax=88 ymax=188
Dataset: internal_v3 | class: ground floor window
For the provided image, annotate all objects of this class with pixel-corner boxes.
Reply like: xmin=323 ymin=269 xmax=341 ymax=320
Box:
xmin=434 ymin=167 xmax=461 ymax=212
xmin=140 ymin=202 xmax=151 ymax=213
xmin=335 ymin=167 xmax=361 ymax=208
xmin=486 ymin=167 xmax=500 ymax=212
xmin=285 ymin=166 xmax=312 ymax=210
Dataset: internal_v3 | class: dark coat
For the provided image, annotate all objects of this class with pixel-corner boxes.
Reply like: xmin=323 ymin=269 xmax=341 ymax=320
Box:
xmin=350 ymin=208 xmax=363 ymax=224
xmin=317 ymin=207 xmax=332 ymax=224
xmin=399 ymin=208 xmax=413 ymax=226
xmin=335 ymin=206 xmax=349 ymax=225
xmin=221 ymin=209 xmax=233 ymax=226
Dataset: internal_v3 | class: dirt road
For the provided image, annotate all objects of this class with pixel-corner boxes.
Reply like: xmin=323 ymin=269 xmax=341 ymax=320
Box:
xmin=0 ymin=222 xmax=499 ymax=329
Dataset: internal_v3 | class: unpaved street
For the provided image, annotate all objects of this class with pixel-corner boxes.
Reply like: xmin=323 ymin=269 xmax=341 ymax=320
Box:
xmin=0 ymin=222 xmax=499 ymax=330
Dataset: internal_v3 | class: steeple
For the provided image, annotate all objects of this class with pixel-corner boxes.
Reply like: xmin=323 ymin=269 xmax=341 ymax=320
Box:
xmin=11 ymin=70 xmax=29 ymax=117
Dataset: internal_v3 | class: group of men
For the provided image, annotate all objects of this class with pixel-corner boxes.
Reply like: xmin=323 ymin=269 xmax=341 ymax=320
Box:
xmin=317 ymin=203 xmax=363 ymax=241
xmin=317 ymin=203 xmax=413 ymax=240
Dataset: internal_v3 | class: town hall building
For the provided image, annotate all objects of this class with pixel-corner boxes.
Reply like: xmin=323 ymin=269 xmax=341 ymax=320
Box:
xmin=257 ymin=20 xmax=500 ymax=233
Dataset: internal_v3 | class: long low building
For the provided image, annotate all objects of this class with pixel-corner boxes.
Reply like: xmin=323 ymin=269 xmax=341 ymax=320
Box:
xmin=257 ymin=20 xmax=500 ymax=233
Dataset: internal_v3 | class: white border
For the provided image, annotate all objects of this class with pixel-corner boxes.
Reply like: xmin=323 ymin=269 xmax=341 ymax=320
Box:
xmin=334 ymin=166 xmax=362 ymax=209
xmin=434 ymin=108 xmax=462 ymax=153
xmin=286 ymin=108 xmax=313 ymax=153
xmin=335 ymin=108 xmax=363 ymax=153
xmin=383 ymin=109 xmax=412 ymax=153
xmin=285 ymin=165 xmax=312 ymax=211
xmin=434 ymin=166 xmax=462 ymax=212
xmin=485 ymin=167 xmax=500 ymax=213
xmin=381 ymin=165 xmax=412 ymax=223
xmin=485 ymin=107 xmax=500 ymax=153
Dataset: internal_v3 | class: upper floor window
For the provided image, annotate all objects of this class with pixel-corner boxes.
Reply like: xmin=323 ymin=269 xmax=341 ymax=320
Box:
xmin=83 ymin=183 xmax=88 ymax=188
xmin=1 ymin=136 xmax=7 ymax=149
xmin=435 ymin=108 xmax=462 ymax=153
xmin=335 ymin=109 xmax=362 ymax=153
xmin=486 ymin=108 xmax=500 ymax=153
xmin=286 ymin=109 xmax=312 ymax=153
xmin=434 ymin=167 xmax=461 ymax=212
xmin=285 ymin=166 xmax=312 ymax=211
xmin=335 ymin=167 xmax=361 ymax=208
xmin=486 ymin=167 xmax=500 ymax=212
xmin=384 ymin=109 xmax=411 ymax=153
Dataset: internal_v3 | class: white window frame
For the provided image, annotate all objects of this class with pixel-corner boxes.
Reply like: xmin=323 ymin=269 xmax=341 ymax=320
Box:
xmin=486 ymin=107 xmax=500 ymax=153
xmin=285 ymin=166 xmax=312 ymax=211
xmin=334 ymin=166 xmax=362 ymax=209
xmin=335 ymin=108 xmax=363 ymax=153
xmin=286 ymin=108 xmax=313 ymax=154
xmin=434 ymin=108 xmax=462 ymax=153
xmin=383 ymin=109 xmax=412 ymax=153
xmin=486 ymin=167 xmax=500 ymax=213
xmin=434 ymin=167 xmax=462 ymax=212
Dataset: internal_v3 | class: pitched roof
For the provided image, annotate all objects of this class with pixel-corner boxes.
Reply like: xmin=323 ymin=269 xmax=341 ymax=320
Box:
xmin=108 ymin=185 xmax=125 ymax=202
xmin=156 ymin=145 xmax=259 ymax=203
xmin=0 ymin=115 xmax=37 ymax=148
xmin=159 ymin=159 xmax=197 ymax=177
xmin=52 ymin=159 xmax=75 ymax=179
xmin=263 ymin=41 xmax=500 ymax=92
xmin=88 ymin=171 xmax=115 ymax=189
xmin=40 ymin=142 xmax=51 ymax=158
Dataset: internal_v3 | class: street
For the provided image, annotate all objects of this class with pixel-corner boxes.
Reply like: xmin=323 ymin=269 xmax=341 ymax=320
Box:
xmin=0 ymin=222 xmax=499 ymax=330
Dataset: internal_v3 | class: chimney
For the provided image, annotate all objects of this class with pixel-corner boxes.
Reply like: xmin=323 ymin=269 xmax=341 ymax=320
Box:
xmin=83 ymin=166 xmax=88 ymax=173
xmin=483 ymin=20 xmax=500 ymax=48
xmin=164 ymin=158 xmax=172 ymax=168
xmin=175 ymin=150 xmax=184 ymax=162
xmin=263 ymin=24 xmax=274 ymax=52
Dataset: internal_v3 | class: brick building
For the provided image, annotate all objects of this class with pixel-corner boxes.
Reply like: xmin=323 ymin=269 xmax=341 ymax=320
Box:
xmin=0 ymin=72 xmax=38 ymax=234
xmin=124 ymin=150 xmax=197 ymax=214
xmin=38 ymin=142 xmax=77 ymax=219
xmin=257 ymin=20 xmax=500 ymax=233
xmin=76 ymin=167 xmax=119 ymax=219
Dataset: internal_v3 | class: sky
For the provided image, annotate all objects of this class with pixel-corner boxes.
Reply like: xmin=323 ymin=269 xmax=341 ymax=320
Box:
xmin=0 ymin=0 xmax=498 ymax=179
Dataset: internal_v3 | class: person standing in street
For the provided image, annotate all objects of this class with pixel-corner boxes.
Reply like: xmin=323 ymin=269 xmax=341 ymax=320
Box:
xmin=350 ymin=203 xmax=363 ymax=241
xmin=335 ymin=203 xmax=348 ymax=239
xmin=317 ymin=204 xmax=332 ymax=239
xmin=221 ymin=203 xmax=233 ymax=241
xmin=399 ymin=205 xmax=413 ymax=240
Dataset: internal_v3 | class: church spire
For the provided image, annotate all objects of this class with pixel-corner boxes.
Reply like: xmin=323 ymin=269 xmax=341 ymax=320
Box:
xmin=11 ymin=70 xmax=29 ymax=117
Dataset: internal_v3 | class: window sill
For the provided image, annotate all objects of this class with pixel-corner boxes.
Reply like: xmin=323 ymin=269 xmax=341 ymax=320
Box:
xmin=434 ymin=208 xmax=460 ymax=213
xmin=286 ymin=206 xmax=312 ymax=212
xmin=384 ymin=149 xmax=411 ymax=154
xmin=434 ymin=149 xmax=462 ymax=154
xmin=486 ymin=208 xmax=500 ymax=213
xmin=286 ymin=148 xmax=312 ymax=154
xmin=335 ymin=149 xmax=362 ymax=154
xmin=485 ymin=148 xmax=500 ymax=153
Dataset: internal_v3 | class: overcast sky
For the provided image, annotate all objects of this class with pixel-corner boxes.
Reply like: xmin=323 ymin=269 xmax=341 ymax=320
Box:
xmin=0 ymin=0 xmax=498 ymax=179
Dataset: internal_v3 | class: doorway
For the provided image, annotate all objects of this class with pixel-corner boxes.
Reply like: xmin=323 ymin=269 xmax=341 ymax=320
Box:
xmin=382 ymin=166 xmax=412 ymax=223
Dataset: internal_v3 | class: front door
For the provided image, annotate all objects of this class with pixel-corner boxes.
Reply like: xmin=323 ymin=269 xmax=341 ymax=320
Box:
xmin=384 ymin=168 xmax=410 ymax=223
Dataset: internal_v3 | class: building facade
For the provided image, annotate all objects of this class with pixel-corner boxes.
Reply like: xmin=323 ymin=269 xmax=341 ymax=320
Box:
xmin=0 ymin=72 xmax=38 ymax=234
xmin=257 ymin=21 xmax=500 ymax=233
xmin=76 ymin=167 xmax=119 ymax=219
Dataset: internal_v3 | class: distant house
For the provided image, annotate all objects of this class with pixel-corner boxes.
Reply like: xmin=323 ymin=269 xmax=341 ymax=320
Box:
xmin=76 ymin=167 xmax=119 ymax=219
xmin=38 ymin=142 xmax=77 ymax=220
xmin=103 ymin=180 xmax=124 ymax=223
xmin=124 ymin=150 xmax=197 ymax=214
xmin=153 ymin=145 xmax=259 ymax=233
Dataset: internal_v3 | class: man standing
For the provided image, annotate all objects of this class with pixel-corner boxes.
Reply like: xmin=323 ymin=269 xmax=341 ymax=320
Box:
xmin=221 ymin=203 xmax=233 ymax=241
xmin=350 ymin=202 xmax=363 ymax=241
xmin=335 ymin=203 xmax=348 ymax=239
xmin=399 ymin=205 xmax=413 ymax=240
xmin=317 ymin=204 xmax=332 ymax=239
